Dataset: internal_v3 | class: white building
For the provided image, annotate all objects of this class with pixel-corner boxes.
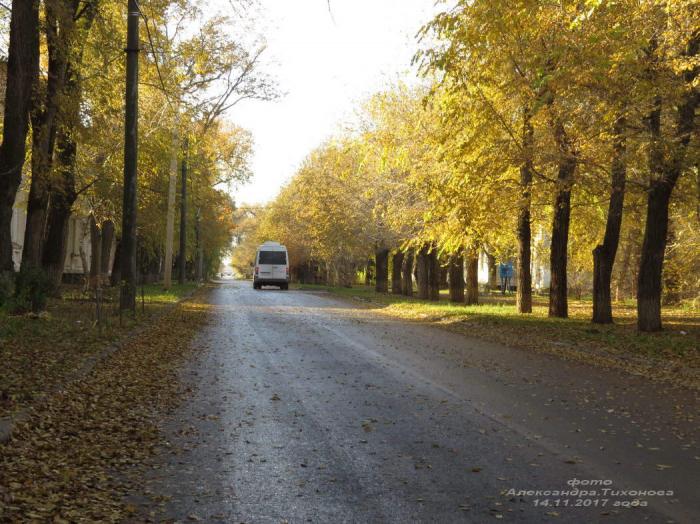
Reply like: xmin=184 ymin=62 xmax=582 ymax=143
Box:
xmin=11 ymin=182 xmax=110 ymax=277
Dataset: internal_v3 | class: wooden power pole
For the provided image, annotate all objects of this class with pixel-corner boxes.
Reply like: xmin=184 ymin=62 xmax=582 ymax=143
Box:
xmin=163 ymin=124 xmax=178 ymax=289
xmin=195 ymin=207 xmax=203 ymax=282
xmin=178 ymin=137 xmax=188 ymax=284
xmin=120 ymin=0 xmax=139 ymax=311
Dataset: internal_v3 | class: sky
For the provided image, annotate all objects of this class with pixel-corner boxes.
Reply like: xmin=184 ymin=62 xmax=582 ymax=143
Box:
xmin=211 ymin=0 xmax=443 ymax=205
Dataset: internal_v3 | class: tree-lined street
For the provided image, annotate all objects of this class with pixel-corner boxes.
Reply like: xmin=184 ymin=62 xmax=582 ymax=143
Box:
xmin=137 ymin=281 xmax=698 ymax=522
xmin=0 ymin=1 xmax=698 ymax=521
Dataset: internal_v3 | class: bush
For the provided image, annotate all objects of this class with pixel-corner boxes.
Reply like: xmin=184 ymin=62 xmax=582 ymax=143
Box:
xmin=12 ymin=267 xmax=53 ymax=314
xmin=0 ymin=271 xmax=15 ymax=307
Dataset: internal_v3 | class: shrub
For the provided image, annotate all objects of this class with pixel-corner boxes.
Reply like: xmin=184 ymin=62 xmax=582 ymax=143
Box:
xmin=12 ymin=267 xmax=53 ymax=314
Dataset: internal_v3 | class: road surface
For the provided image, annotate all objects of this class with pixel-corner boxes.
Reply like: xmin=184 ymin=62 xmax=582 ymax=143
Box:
xmin=137 ymin=280 xmax=699 ymax=523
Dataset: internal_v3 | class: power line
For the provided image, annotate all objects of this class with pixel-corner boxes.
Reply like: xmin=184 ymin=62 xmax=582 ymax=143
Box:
xmin=133 ymin=0 xmax=176 ymax=113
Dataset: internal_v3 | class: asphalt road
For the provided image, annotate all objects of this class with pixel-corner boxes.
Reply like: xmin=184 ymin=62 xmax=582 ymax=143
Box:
xmin=138 ymin=280 xmax=699 ymax=523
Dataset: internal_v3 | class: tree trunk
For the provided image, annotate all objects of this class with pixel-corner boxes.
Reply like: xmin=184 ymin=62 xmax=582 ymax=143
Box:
xmin=89 ymin=215 xmax=101 ymax=290
xmin=110 ymin=239 xmax=121 ymax=287
xmin=517 ymin=107 xmax=534 ymax=313
xmin=22 ymin=125 xmax=54 ymax=270
xmin=79 ymin=238 xmax=89 ymax=290
xmin=592 ymin=249 xmax=615 ymax=323
xmin=41 ymin=129 xmax=78 ymax=290
xmin=448 ymin=253 xmax=464 ymax=303
xmin=197 ymin=242 xmax=204 ymax=282
xmin=486 ymin=252 xmax=497 ymax=291
xmin=364 ymin=258 xmax=373 ymax=286
xmin=195 ymin=210 xmax=203 ymax=282
xmin=119 ymin=0 xmax=140 ymax=310
xmin=637 ymin=183 xmax=674 ymax=331
xmin=428 ymin=245 xmax=439 ymax=301
xmin=662 ymin=227 xmax=679 ymax=305
xmin=163 ymin=125 xmax=178 ymax=289
xmin=438 ymin=259 xmax=448 ymax=289
xmin=549 ymin=178 xmax=574 ymax=317
xmin=465 ymin=251 xmax=479 ymax=305
xmin=338 ymin=258 xmax=353 ymax=287
xmin=36 ymin=5 xmax=97 ymax=282
xmin=22 ymin=0 xmax=77 ymax=271
xmin=637 ymin=60 xmax=698 ymax=330
xmin=620 ymin=221 xmax=645 ymax=301
xmin=201 ymin=252 xmax=208 ymax=282
xmin=0 ymin=0 xmax=40 ymax=271
xmin=100 ymin=220 xmax=115 ymax=285
xmin=592 ymin=116 xmax=626 ymax=324
xmin=416 ymin=245 xmax=429 ymax=299
xmin=548 ymin=119 xmax=577 ymax=318
xmin=391 ymin=250 xmax=403 ymax=295
xmin=178 ymin=137 xmax=188 ymax=285
xmin=696 ymin=158 xmax=699 ymax=225
xmin=401 ymin=248 xmax=413 ymax=296
xmin=375 ymin=247 xmax=389 ymax=293
xmin=41 ymin=202 xmax=72 ymax=290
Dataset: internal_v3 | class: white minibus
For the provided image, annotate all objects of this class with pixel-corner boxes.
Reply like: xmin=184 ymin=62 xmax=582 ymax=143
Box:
xmin=253 ymin=241 xmax=289 ymax=290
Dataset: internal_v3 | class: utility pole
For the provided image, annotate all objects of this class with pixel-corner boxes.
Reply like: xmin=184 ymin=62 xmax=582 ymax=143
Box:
xmin=120 ymin=0 xmax=139 ymax=311
xmin=178 ymin=136 xmax=188 ymax=284
xmin=195 ymin=207 xmax=203 ymax=282
xmin=163 ymin=122 xmax=178 ymax=289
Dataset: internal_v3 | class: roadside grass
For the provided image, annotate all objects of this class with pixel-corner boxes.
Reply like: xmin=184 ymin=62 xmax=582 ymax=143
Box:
xmin=0 ymin=282 xmax=198 ymax=418
xmin=296 ymin=283 xmax=699 ymax=386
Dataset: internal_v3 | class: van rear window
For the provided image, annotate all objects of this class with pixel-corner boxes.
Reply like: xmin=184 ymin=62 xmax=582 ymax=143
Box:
xmin=258 ymin=251 xmax=286 ymax=264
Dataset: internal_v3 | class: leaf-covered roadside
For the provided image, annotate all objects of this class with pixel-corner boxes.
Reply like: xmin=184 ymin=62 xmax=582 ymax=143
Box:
xmin=0 ymin=288 xmax=211 ymax=522
xmin=299 ymin=285 xmax=700 ymax=389
xmin=0 ymin=283 xmax=196 ymax=418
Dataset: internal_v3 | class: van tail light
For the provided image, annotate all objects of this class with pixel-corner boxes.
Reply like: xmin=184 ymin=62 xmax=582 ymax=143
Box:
xmin=255 ymin=266 xmax=259 ymax=275
xmin=286 ymin=267 xmax=289 ymax=276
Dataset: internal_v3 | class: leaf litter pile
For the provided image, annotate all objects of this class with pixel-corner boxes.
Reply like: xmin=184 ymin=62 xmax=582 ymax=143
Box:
xmin=0 ymin=292 xmax=211 ymax=521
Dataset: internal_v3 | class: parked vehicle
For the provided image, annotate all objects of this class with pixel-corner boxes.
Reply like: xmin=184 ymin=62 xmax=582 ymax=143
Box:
xmin=253 ymin=241 xmax=289 ymax=290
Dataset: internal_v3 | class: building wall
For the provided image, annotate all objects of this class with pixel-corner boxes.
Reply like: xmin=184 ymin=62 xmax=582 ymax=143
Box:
xmin=10 ymin=179 xmax=27 ymax=271
xmin=11 ymin=189 xmax=113 ymax=275
xmin=533 ymin=226 xmax=552 ymax=290
xmin=478 ymin=251 xmax=490 ymax=284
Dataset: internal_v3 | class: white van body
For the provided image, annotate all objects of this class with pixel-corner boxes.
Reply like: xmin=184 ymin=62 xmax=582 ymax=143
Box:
xmin=253 ymin=241 xmax=289 ymax=290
